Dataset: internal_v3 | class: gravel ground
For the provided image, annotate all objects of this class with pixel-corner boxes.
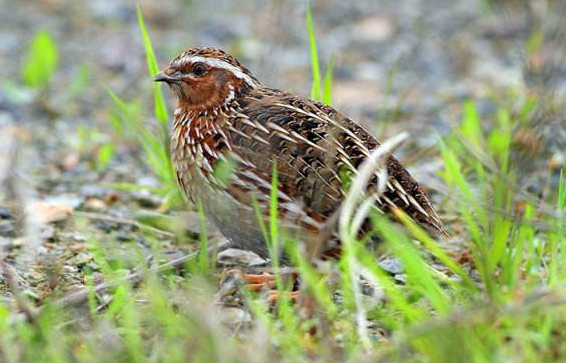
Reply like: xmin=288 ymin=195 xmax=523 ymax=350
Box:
xmin=0 ymin=0 xmax=564 ymax=304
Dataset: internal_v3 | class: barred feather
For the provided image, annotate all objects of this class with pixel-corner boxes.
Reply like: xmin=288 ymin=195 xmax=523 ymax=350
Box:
xmin=160 ymin=47 xmax=447 ymax=259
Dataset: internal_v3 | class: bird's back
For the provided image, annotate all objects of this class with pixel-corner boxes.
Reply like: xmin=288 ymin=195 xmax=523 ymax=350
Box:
xmin=222 ymin=86 xmax=445 ymax=235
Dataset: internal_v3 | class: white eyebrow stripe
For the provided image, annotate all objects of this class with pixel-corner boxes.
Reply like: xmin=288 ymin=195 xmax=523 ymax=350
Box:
xmin=178 ymin=56 xmax=258 ymax=88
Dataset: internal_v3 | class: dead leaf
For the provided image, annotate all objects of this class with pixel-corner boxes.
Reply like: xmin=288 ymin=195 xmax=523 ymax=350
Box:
xmin=31 ymin=201 xmax=73 ymax=224
xmin=83 ymin=197 xmax=106 ymax=212
xmin=60 ymin=152 xmax=80 ymax=171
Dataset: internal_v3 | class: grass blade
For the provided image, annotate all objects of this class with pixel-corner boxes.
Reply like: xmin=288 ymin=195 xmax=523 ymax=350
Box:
xmin=322 ymin=54 xmax=334 ymax=105
xmin=21 ymin=30 xmax=58 ymax=88
xmin=136 ymin=4 xmax=169 ymax=125
xmin=307 ymin=3 xmax=321 ymax=101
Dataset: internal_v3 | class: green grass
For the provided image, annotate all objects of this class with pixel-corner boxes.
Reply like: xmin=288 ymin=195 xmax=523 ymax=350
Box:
xmin=137 ymin=4 xmax=169 ymax=128
xmin=3 ymin=5 xmax=566 ymax=363
xmin=21 ymin=30 xmax=59 ymax=88
xmin=105 ymin=6 xmax=183 ymax=208
xmin=307 ymin=4 xmax=333 ymax=105
xmin=66 ymin=63 xmax=91 ymax=99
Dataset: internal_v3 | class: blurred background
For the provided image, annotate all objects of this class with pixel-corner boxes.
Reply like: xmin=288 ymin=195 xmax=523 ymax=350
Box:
xmin=2 ymin=0 xmax=566 ymax=301
xmin=1 ymin=0 xmax=566 ymax=300
xmin=4 ymin=0 xmax=566 ymax=134
xmin=1 ymin=0 xmax=566 ymax=361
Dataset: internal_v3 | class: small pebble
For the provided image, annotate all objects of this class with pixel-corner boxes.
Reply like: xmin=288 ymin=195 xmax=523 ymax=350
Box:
xmin=44 ymin=194 xmax=84 ymax=209
xmin=115 ymin=231 xmax=132 ymax=242
xmin=217 ymin=248 xmax=267 ymax=267
xmin=219 ymin=307 xmax=253 ymax=329
xmin=83 ymin=198 xmax=107 ymax=212
xmin=11 ymin=237 xmax=24 ymax=247
xmin=0 ymin=220 xmax=16 ymax=237
xmin=0 ymin=207 xmax=13 ymax=219
xmin=69 ymin=243 xmax=86 ymax=253
xmin=379 ymin=258 xmax=404 ymax=275
xmin=40 ymin=226 xmax=55 ymax=240
xmin=132 ymin=189 xmax=162 ymax=208
xmin=72 ymin=232 xmax=86 ymax=242
xmin=394 ymin=274 xmax=407 ymax=284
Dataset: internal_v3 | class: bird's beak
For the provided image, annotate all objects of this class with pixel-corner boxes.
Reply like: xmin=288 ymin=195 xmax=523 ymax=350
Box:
xmin=154 ymin=67 xmax=179 ymax=83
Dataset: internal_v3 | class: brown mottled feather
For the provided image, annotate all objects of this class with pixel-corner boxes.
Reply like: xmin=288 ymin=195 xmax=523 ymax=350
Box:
xmin=160 ymin=47 xmax=446 ymax=259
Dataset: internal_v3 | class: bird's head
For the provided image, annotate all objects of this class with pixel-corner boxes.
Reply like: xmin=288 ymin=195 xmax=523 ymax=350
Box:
xmin=155 ymin=47 xmax=260 ymax=111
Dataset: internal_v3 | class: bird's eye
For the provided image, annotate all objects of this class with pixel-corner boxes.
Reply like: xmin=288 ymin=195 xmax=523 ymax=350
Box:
xmin=192 ymin=63 xmax=208 ymax=77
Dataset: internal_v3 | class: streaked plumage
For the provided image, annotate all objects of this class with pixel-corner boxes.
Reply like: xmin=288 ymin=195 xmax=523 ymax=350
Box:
xmin=156 ymin=47 xmax=446 ymax=260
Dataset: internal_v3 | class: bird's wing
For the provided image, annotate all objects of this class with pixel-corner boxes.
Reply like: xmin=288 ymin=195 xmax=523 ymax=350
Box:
xmin=221 ymin=88 xmax=445 ymax=235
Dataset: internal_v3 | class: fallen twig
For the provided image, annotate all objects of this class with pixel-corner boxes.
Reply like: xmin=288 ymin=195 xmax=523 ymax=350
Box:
xmin=45 ymin=239 xmax=231 ymax=311
xmin=74 ymin=211 xmax=176 ymax=239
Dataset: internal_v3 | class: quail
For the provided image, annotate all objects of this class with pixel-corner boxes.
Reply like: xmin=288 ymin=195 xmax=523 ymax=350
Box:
xmin=155 ymin=47 xmax=445 ymax=262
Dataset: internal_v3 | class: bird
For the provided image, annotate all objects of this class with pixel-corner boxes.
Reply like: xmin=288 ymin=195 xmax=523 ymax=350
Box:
xmin=155 ymin=47 xmax=446 ymax=266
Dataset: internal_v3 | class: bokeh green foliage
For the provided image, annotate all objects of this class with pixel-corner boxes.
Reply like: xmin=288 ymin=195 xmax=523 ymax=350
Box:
xmin=105 ymin=6 xmax=183 ymax=207
xmin=21 ymin=30 xmax=59 ymax=88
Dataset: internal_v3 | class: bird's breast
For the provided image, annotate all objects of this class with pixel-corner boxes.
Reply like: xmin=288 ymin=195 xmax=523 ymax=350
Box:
xmin=171 ymin=111 xmax=233 ymax=196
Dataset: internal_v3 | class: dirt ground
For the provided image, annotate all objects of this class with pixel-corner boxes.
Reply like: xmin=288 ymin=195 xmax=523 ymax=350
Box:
xmin=0 ymin=0 xmax=565 ymax=307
